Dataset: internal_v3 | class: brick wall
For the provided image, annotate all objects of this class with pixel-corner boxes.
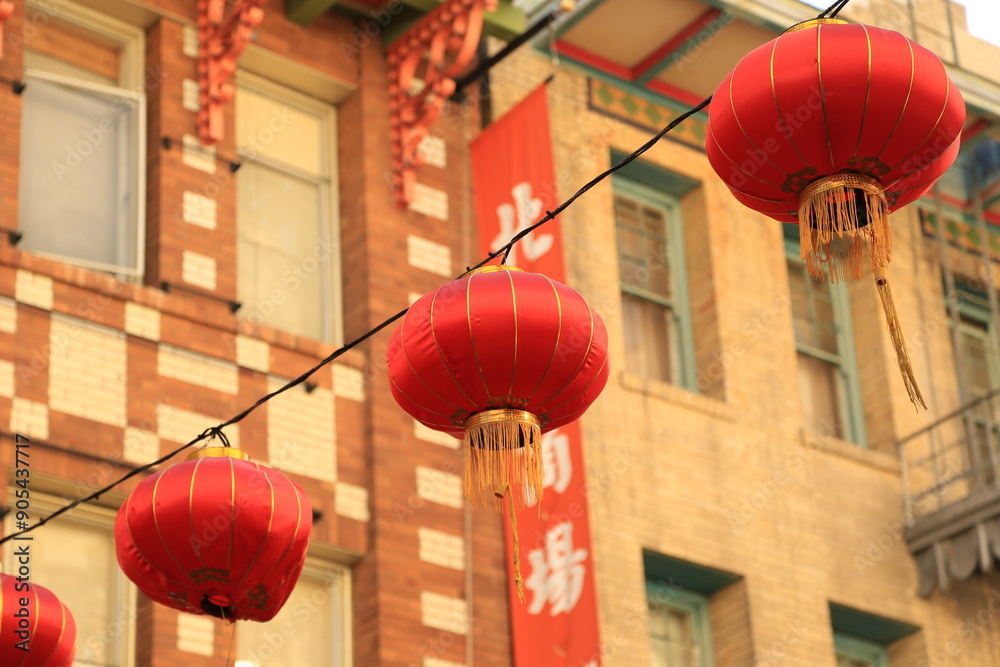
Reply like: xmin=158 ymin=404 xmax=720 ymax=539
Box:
xmin=0 ymin=0 xmax=515 ymax=664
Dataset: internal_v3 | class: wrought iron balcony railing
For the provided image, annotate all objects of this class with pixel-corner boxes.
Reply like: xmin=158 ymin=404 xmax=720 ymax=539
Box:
xmin=899 ymin=388 xmax=1000 ymax=596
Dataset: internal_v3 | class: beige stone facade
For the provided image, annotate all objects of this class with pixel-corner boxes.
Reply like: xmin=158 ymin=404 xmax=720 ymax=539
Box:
xmin=485 ymin=0 xmax=1000 ymax=665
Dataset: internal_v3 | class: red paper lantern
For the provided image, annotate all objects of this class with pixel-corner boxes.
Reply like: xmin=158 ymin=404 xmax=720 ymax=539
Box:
xmin=388 ymin=265 xmax=608 ymax=599
xmin=115 ymin=447 xmax=311 ymax=622
xmin=0 ymin=574 xmax=75 ymax=666
xmin=387 ymin=265 xmax=609 ymax=507
xmin=706 ymin=18 xmax=965 ymax=407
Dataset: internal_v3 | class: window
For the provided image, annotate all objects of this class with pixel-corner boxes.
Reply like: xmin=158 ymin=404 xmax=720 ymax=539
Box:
xmin=235 ymin=559 xmax=351 ymax=667
xmin=835 ymin=635 xmax=889 ymax=667
xmin=236 ymin=73 xmax=340 ymax=342
xmin=18 ymin=1 xmax=145 ymax=276
xmin=644 ymin=551 xmax=744 ymax=667
xmin=954 ymin=283 xmax=1000 ymax=486
xmin=786 ymin=237 xmax=865 ymax=444
xmin=3 ymin=492 xmax=137 ymax=667
xmin=647 ymin=584 xmax=713 ymax=667
xmin=828 ymin=602 xmax=919 ymax=667
xmin=615 ymin=177 xmax=694 ymax=386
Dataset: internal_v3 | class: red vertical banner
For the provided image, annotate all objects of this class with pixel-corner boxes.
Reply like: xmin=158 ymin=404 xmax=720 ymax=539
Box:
xmin=471 ymin=85 xmax=603 ymax=667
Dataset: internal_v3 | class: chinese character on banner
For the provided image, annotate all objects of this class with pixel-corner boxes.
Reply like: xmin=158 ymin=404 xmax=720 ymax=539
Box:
xmin=525 ymin=521 xmax=589 ymax=616
xmin=472 ymin=83 xmax=602 ymax=666
xmin=491 ymin=182 xmax=554 ymax=267
xmin=542 ymin=429 xmax=572 ymax=493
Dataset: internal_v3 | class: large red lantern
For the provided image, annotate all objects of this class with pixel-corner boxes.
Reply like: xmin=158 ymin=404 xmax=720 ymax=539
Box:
xmin=706 ymin=18 xmax=965 ymax=407
xmin=0 ymin=574 xmax=75 ymax=666
xmin=115 ymin=447 xmax=311 ymax=622
xmin=387 ymin=265 xmax=608 ymax=596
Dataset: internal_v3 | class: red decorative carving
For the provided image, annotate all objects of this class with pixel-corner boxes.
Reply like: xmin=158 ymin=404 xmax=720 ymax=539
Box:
xmin=388 ymin=0 xmax=497 ymax=207
xmin=197 ymin=0 xmax=264 ymax=145
xmin=0 ymin=0 xmax=13 ymax=60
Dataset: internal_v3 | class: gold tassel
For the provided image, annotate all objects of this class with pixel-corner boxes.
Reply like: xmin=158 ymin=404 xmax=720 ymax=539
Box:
xmin=506 ymin=487 xmax=525 ymax=603
xmin=799 ymin=174 xmax=891 ymax=284
xmin=465 ymin=409 xmax=543 ymax=511
xmin=874 ymin=269 xmax=926 ymax=411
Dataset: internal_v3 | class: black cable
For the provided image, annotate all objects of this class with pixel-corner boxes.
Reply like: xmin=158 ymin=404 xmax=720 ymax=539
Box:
xmin=820 ymin=0 xmax=851 ymax=18
xmin=0 ymin=0 xmax=849 ymax=546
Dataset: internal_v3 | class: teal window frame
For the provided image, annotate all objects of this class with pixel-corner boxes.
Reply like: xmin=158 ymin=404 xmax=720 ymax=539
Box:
xmin=785 ymin=237 xmax=866 ymax=445
xmin=954 ymin=285 xmax=1000 ymax=396
xmin=952 ymin=282 xmax=1000 ymax=486
xmin=614 ymin=175 xmax=696 ymax=388
xmin=646 ymin=581 xmax=715 ymax=667
xmin=834 ymin=633 xmax=889 ymax=667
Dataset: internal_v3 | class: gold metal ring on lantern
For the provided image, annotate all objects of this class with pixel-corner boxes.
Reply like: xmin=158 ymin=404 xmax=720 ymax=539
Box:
xmin=799 ymin=173 xmax=884 ymax=203
xmin=464 ymin=408 xmax=540 ymax=444
xmin=463 ymin=264 xmax=524 ymax=277
xmin=784 ymin=18 xmax=849 ymax=33
xmin=186 ymin=446 xmax=251 ymax=461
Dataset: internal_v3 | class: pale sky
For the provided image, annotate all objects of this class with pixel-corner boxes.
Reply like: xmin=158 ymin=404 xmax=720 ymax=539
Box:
xmin=958 ymin=0 xmax=1000 ymax=46
xmin=799 ymin=0 xmax=1000 ymax=46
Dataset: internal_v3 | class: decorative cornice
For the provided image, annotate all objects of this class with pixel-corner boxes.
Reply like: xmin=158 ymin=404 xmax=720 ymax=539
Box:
xmin=197 ymin=0 xmax=265 ymax=145
xmin=387 ymin=0 xmax=497 ymax=207
xmin=0 ymin=0 xmax=13 ymax=60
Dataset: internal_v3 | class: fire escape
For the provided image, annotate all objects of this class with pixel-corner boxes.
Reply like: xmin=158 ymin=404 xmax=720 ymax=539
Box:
xmin=901 ymin=135 xmax=1000 ymax=596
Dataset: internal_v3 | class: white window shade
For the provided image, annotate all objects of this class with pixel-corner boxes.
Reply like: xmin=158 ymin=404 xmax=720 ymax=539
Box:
xmin=19 ymin=72 xmax=145 ymax=275
xmin=235 ymin=73 xmax=339 ymax=343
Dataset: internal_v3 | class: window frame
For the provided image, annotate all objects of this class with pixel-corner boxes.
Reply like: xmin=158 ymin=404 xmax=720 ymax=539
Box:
xmin=784 ymin=238 xmax=866 ymax=445
xmin=614 ymin=175 xmax=696 ymax=388
xmin=19 ymin=0 xmax=147 ymax=278
xmin=645 ymin=581 xmax=715 ymax=667
xmin=234 ymin=70 xmax=343 ymax=345
xmin=833 ymin=633 xmax=889 ymax=667
xmin=3 ymin=491 xmax=138 ymax=667
xmin=234 ymin=556 xmax=353 ymax=667
xmin=955 ymin=288 xmax=1000 ymax=396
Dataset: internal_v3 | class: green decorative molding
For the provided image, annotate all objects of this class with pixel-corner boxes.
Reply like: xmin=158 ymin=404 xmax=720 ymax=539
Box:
xmin=588 ymin=79 xmax=707 ymax=152
xmin=919 ymin=207 xmax=1000 ymax=260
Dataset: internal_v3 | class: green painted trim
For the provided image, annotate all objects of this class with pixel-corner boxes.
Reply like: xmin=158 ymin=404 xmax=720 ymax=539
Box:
xmin=549 ymin=0 xmax=602 ymax=36
xmin=287 ymin=0 xmax=340 ymax=26
xmin=833 ymin=634 xmax=889 ymax=667
xmin=784 ymin=239 xmax=867 ymax=447
xmin=643 ymin=551 xmax=741 ymax=595
xmin=380 ymin=8 xmax=425 ymax=47
xmin=542 ymin=44 xmax=703 ymax=118
xmin=396 ymin=0 xmax=525 ymax=39
xmin=829 ymin=603 xmax=920 ymax=645
xmin=610 ymin=149 xmax=699 ymax=196
xmin=614 ymin=176 xmax=697 ymax=390
xmin=646 ymin=582 xmax=716 ymax=667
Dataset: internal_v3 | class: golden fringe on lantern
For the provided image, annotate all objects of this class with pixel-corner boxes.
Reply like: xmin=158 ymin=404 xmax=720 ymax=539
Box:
xmin=798 ymin=174 xmax=891 ymax=283
xmin=464 ymin=408 xmax=543 ymax=602
xmin=464 ymin=408 xmax=544 ymax=511
xmin=874 ymin=270 xmax=927 ymax=410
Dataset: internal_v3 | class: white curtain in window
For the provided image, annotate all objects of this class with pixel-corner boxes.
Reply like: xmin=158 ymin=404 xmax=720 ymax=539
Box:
xmin=236 ymin=78 xmax=333 ymax=342
xmin=19 ymin=76 xmax=138 ymax=272
xmin=237 ymin=161 xmax=324 ymax=340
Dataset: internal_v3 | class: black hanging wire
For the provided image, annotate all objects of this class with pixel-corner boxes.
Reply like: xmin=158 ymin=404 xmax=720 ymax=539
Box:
xmin=820 ymin=0 xmax=851 ymax=18
xmin=0 ymin=0 xmax=851 ymax=547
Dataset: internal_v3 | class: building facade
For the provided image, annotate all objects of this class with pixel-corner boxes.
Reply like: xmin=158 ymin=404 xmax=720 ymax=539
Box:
xmin=0 ymin=0 xmax=999 ymax=665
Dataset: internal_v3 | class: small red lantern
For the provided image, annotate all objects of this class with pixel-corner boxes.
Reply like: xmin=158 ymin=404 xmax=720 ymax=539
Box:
xmin=115 ymin=447 xmax=311 ymax=622
xmin=387 ymin=266 xmax=609 ymax=597
xmin=706 ymin=18 xmax=965 ymax=407
xmin=0 ymin=574 xmax=75 ymax=666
